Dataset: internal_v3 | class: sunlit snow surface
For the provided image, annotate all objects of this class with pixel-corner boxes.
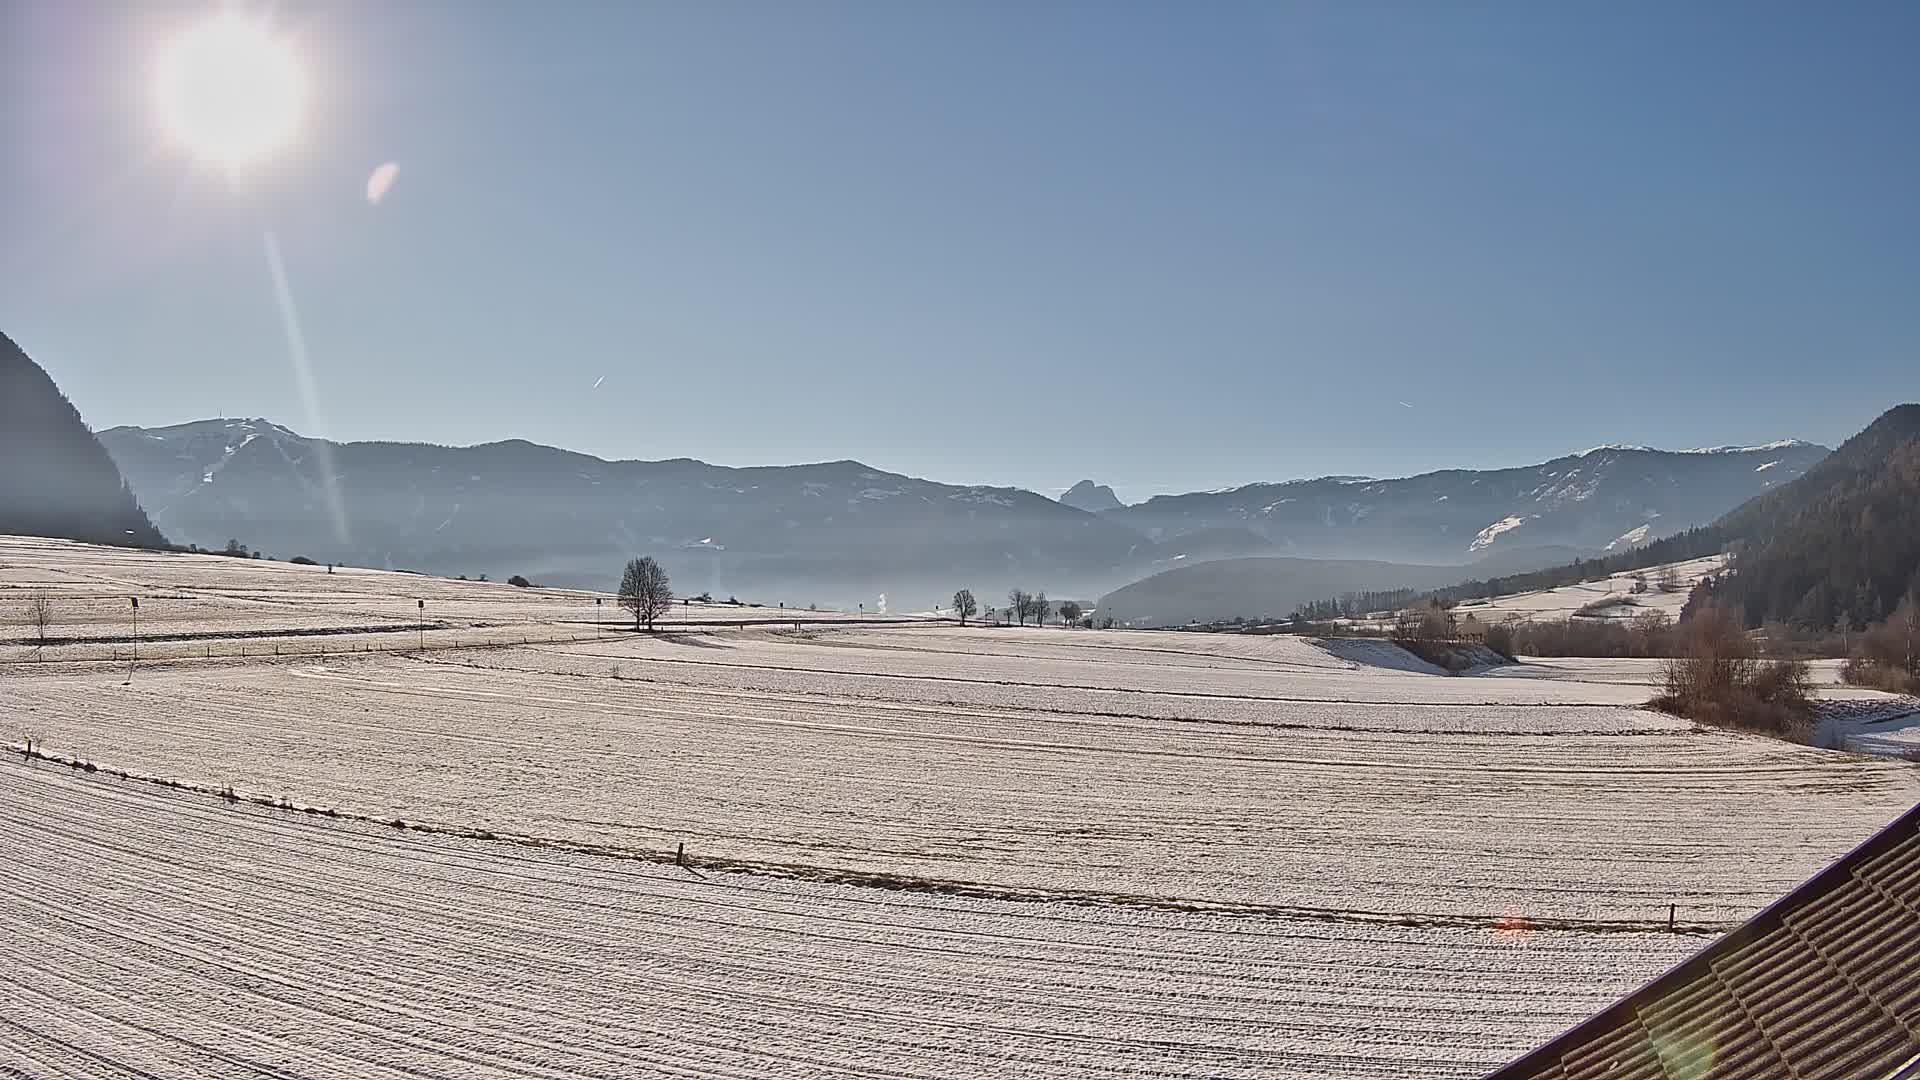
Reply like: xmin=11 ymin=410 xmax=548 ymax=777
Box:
xmin=2 ymin=535 xmax=1916 ymax=1078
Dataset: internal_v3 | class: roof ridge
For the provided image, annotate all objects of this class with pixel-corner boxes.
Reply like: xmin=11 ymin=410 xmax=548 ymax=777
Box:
xmin=1486 ymin=800 xmax=1920 ymax=1078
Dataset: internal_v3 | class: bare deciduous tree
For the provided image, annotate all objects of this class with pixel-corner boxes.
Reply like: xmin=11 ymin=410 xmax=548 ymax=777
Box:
xmin=1058 ymin=601 xmax=1083 ymax=627
xmin=28 ymin=590 xmax=53 ymax=648
xmin=618 ymin=557 xmax=673 ymax=631
xmin=951 ymin=589 xmax=978 ymax=626
xmin=1395 ymin=599 xmax=1454 ymax=641
xmin=1007 ymin=589 xmax=1031 ymax=627
xmin=1031 ymin=591 xmax=1050 ymax=627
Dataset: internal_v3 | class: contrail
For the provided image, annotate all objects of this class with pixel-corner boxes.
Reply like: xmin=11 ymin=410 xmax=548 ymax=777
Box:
xmin=1398 ymin=400 xmax=1415 ymax=409
xmin=263 ymin=230 xmax=351 ymax=546
xmin=592 ymin=375 xmax=606 ymax=390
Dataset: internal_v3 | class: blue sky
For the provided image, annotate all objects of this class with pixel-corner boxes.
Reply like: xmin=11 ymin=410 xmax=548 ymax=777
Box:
xmin=4 ymin=1 xmax=1916 ymax=502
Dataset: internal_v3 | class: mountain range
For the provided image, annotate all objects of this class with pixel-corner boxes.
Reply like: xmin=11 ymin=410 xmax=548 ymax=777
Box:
xmin=1086 ymin=440 xmax=1828 ymax=563
xmin=94 ymin=416 xmax=1827 ymax=605
xmin=99 ymin=419 xmax=1148 ymax=605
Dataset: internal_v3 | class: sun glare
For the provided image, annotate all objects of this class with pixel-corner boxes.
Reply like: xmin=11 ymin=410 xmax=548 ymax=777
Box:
xmin=155 ymin=15 xmax=305 ymax=168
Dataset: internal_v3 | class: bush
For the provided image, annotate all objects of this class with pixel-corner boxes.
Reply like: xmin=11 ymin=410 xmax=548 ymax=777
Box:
xmin=1842 ymin=657 xmax=1920 ymax=695
xmin=1483 ymin=621 xmax=1516 ymax=661
xmin=1575 ymin=596 xmax=1635 ymax=617
xmin=1651 ymin=606 xmax=1814 ymax=740
xmin=289 ymin=555 xmax=318 ymax=566
xmin=1395 ymin=638 xmax=1474 ymax=673
xmin=1504 ymin=613 xmax=1673 ymax=658
xmin=507 ymin=575 xmax=531 ymax=588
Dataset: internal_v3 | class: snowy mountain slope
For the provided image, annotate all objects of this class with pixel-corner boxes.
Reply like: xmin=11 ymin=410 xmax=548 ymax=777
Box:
xmin=1105 ymin=442 xmax=1828 ymax=564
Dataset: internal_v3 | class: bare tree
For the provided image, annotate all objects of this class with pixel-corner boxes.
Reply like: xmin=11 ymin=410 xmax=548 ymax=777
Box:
xmin=618 ymin=557 xmax=674 ymax=631
xmin=1031 ymin=591 xmax=1050 ymax=627
xmin=1058 ymin=601 xmax=1083 ymax=627
xmin=1007 ymin=589 xmax=1031 ymax=627
xmin=27 ymin=590 xmax=53 ymax=649
xmin=1655 ymin=564 xmax=1682 ymax=594
xmin=951 ymin=589 xmax=978 ymax=627
xmin=1395 ymin=600 xmax=1453 ymax=641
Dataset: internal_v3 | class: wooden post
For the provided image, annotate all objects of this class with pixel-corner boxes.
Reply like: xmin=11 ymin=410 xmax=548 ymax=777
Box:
xmin=676 ymin=842 xmax=686 ymax=867
xmin=1668 ymin=904 xmax=1676 ymax=932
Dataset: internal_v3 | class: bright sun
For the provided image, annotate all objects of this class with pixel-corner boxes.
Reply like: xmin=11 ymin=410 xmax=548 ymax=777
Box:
xmin=155 ymin=15 xmax=305 ymax=168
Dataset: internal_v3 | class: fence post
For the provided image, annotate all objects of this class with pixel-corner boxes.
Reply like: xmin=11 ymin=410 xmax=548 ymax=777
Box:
xmin=1668 ymin=904 xmax=1676 ymax=932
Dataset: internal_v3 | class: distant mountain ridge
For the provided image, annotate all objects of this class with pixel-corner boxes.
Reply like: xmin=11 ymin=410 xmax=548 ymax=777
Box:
xmin=0 ymin=332 xmax=164 ymax=548
xmin=1105 ymin=442 xmax=1828 ymax=563
xmin=1058 ymin=480 xmax=1123 ymax=513
xmin=99 ymin=419 xmax=1151 ymax=603
xmin=97 ymin=415 xmax=1834 ymax=607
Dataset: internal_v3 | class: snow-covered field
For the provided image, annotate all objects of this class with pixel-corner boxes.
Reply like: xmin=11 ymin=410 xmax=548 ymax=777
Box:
xmin=3 ymin=537 xmax=1918 ymax=1077
xmin=0 ymin=535 xmax=905 ymax=662
xmin=1449 ymin=554 xmax=1727 ymax=624
xmin=0 ymin=764 xmax=1691 ymax=1080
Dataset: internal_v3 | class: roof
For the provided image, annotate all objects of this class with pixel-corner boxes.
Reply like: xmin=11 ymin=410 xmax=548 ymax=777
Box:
xmin=1487 ymin=801 xmax=1920 ymax=1080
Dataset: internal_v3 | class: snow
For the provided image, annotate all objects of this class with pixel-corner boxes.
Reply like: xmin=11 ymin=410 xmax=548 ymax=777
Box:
xmin=1755 ymin=460 xmax=1780 ymax=472
xmin=0 ymin=763 xmax=1710 ymax=1080
xmin=1577 ymin=440 xmax=1813 ymax=456
xmin=3 ymin=535 xmax=1917 ymax=1077
xmin=1449 ymin=554 xmax=1726 ymax=624
xmin=1315 ymin=637 xmax=1448 ymax=675
xmin=1605 ymin=523 xmax=1653 ymax=551
xmin=1815 ymin=699 xmax=1920 ymax=754
xmin=1469 ymin=514 xmax=1529 ymax=551
xmin=1679 ymin=439 xmax=1813 ymax=454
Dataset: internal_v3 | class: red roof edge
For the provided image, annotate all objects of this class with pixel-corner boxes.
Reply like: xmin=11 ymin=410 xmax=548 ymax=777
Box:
xmin=1483 ymin=799 xmax=1920 ymax=1079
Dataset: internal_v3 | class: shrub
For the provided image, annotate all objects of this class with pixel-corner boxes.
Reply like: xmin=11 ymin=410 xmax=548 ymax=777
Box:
xmin=1575 ymin=596 xmax=1635 ymax=617
xmin=1842 ymin=657 xmax=1920 ymax=695
xmin=1651 ymin=606 xmax=1814 ymax=740
xmin=1395 ymin=638 xmax=1474 ymax=673
xmin=1483 ymin=621 xmax=1516 ymax=661
xmin=289 ymin=555 xmax=318 ymax=565
xmin=1503 ymin=614 xmax=1673 ymax=658
xmin=507 ymin=575 xmax=531 ymax=588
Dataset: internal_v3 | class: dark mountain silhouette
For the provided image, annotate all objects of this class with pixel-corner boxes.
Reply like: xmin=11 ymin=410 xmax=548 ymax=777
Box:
xmin=0 ymin=332 xmax=164 ymax=548
xmin=1058 ymin=480 xmax=1123 ymax=513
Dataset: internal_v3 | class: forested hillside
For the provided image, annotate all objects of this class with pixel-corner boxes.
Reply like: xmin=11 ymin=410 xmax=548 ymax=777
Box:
xmin=0 ymin=332 xmax=165 ymax=548
xmin=1693 ymin=404 xmax=1920 ymax=629
xmin=1417 ymin=404 xmax=1920 ymax=631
